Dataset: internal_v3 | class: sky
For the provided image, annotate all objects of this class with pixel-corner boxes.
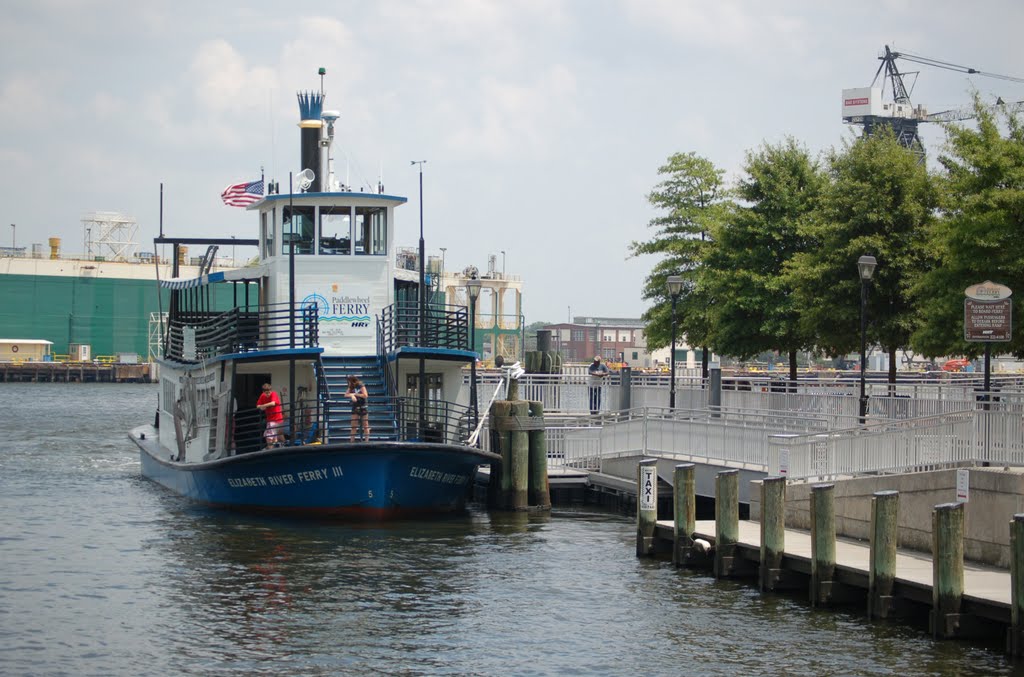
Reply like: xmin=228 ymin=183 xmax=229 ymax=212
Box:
xmin=3 ymin=1 xmax=1024 ymax=325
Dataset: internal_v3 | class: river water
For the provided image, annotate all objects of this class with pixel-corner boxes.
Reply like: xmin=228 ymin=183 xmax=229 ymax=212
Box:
xmin=0 ymin=382 xmax=1015 ymax=676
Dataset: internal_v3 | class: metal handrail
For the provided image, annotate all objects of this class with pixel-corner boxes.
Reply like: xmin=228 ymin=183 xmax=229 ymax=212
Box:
xmin=164 ymin=302 xmax=318 ymax=362
xmin=378 ymin=301 xmax=469 ymax=354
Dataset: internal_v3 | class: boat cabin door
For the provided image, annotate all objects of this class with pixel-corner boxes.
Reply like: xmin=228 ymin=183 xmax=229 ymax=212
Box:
xmin=234 ymin=372 xmax=271 ymax=454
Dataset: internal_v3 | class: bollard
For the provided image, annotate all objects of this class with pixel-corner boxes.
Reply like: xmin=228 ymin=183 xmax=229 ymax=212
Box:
xmin=759 ymin=476 xmax=786 ymax=591
xmin=810 ymin=483 xmax=836 ymax=607
xmin=931 ymin=502 xmax=964 ymax=639
xmin=868 ymin=490 xmax=899 ymax=619
xmin=636 ymin=459 xmax=658 ymax=556
xmin=527 ymin=401 xmax=551 ymax=509
xmin=1009 ymin=514 xmax=1024 ymax=656
xmin=714 ymin=470 xmax=739 ymax=578
xmin=507 ymin=378 xmax=520 ymax=402
xmin=509 ymin=400 xmax=530 ymax=511
xmin=673 ymin=463 xmax=696 ymax=567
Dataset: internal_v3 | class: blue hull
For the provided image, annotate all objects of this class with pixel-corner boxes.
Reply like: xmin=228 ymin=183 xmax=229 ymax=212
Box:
xmin=134 ymin=434 xmax=497 ymax=518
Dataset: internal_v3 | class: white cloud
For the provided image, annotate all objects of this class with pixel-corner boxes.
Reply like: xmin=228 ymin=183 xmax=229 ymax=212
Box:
xmin=444 ymin=65 xmax=579 ymax=157
xmin=622 ymin=0 xmax=809 ymax=54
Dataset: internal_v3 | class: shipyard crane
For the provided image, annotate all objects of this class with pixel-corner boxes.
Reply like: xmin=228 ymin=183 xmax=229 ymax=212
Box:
xmin=841 ymin=45 xmax=1024 ymax=157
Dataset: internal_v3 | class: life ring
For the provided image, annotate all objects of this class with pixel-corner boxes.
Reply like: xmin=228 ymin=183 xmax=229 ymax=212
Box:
xmin=10 ymin=345 xmax=18 ymax=353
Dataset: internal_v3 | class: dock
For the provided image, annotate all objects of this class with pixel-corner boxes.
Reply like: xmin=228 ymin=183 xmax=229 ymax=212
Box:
xmin=654 ymin=519 xmax=1011 ymax=625
xmin=0 ymin=361 xmax=151 ymax=383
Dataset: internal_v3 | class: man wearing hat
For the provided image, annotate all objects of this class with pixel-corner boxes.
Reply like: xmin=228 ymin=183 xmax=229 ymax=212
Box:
xmin=588 ymin=355 xmax=609 ymax=414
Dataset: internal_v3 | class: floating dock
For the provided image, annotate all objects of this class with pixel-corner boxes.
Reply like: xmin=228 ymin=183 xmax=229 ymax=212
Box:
xmin=0 ymin=362 xmax=151 ymax=383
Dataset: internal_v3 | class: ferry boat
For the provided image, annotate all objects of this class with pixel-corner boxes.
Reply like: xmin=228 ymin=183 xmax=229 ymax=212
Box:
xmin=128 ymin=82 xmax=499 ymax=517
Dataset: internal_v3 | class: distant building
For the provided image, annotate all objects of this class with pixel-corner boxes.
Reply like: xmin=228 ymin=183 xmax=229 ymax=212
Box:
xmin=538 ymin=316 xmax=678 ymax=367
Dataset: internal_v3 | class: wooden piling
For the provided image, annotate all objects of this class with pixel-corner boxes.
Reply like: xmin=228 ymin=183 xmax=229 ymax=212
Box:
xmin=810 ymin=483 xmax=836 ymax=607
xmin=672 ymin=463 xmax=696 ymax=567
xmin=1009 ymin=514 xmax=1024 ymax=656
xmin=714 ymin=469 xmax=739 ymax=578
xmin=931 ymin=502 xmax=964 ymax=639
xmin=507 ymin=378 xmax=520 ymax=402
xmin=509 ymin=400 xmax=530 ymax=511
xmin=636 ymin=459 xmax=658 ymax=557
xmin=868 ymin=490 xmax=899 ymax=619
xmin=487 ymin=401 xmax=510 ymax=510
xmin=527 ymin=400 xmax=550 ymax=509
xmin=759 ymin=476 xmax=786 ymax=591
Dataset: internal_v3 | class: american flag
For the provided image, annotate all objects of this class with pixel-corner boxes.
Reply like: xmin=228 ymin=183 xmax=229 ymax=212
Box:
xmin=221 ymin=179 xmax=264 ymax=207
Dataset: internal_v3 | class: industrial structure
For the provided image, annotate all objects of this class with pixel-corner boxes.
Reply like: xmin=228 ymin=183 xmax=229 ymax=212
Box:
xmin=842 ymin=45 xmax=1024 ymax=156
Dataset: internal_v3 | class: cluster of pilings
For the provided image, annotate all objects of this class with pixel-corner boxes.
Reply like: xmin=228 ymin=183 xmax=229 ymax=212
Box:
xmin=486 ymin=378 xmax=551 ymax=511
xmin=524 ymin=329 xmax=561 ymax=374
xmin=637 ymin=460 xmax=1024 ymax=653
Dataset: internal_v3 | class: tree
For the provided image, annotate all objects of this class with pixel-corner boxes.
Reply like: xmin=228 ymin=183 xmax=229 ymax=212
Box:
xmin=704 ymin=138 xmax=824 ymax=381
xmin=912 ymin=99 xmax=1024 ymax=358
xmin=631 ymin=152 xmax=730 ymax=378
xmin=788 ymin=128 xmax=937 ymax=382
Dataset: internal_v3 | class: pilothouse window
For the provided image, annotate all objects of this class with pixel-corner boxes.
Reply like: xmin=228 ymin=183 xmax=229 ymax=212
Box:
xmin=261 ymin=210 xmax=275 ymax=257
xmin=319 ymin=206 xmax=351 ymax=255
xmin=355 ymin=206 xmax=387 ymax=256
xmin=283 ymin=206 xmax=315 ymax=255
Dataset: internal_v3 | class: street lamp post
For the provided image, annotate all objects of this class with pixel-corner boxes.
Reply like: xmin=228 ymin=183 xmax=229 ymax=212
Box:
xmin=467 ymin=278 xmax=482 ymax=431
xmin=857 ymin=255 xmax=877 ymax=424
xmin=10 ymin=223 xmax=14 ymax=251
xmin=500 ymin=250 xmax=505 ymax=278
xmin=667 ymin=275 xmax=683 ymax=409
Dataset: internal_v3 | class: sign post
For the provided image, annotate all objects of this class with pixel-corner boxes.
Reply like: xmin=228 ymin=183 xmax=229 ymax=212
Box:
xmin=964 ymin=281 xmax=1013 ymax=399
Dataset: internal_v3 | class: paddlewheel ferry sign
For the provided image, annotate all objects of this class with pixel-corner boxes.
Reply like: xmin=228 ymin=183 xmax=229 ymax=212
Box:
xmin=964 ymin=281 xmax=1012 ymax=342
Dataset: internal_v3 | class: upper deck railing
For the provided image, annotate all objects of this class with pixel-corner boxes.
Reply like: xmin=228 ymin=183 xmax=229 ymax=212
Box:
xmin=378 ymin=301 xmax=470 ymax=354
xmin=165 ymin=302 xmax=318 ymax=363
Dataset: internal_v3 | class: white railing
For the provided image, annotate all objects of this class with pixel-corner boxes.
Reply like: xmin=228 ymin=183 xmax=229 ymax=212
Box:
xmin=595 ymin=407 xmax=844 ymax=472
xmin=468 ymin=373 xmax=1024 ymax=481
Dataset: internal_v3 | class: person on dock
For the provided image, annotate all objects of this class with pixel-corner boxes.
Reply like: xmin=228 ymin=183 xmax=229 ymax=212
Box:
xmin=345 ymin=375 xmax=370 ymax=442
xmin=588 ymin=355 xmax=609 ymax=414
xmin=256 ymin=382 xmax=285 ymax=448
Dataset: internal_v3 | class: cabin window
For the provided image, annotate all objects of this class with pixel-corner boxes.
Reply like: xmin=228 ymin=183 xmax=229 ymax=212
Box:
xmin=319 ymin=206 xmax=352 ymax=255
xmin=283 ymin=206 xmax=315 ymax=255
xmin=355 ymin=207 xmax=387 ymax=256
xmin=261 ymin=211 xmax=275 ymax=257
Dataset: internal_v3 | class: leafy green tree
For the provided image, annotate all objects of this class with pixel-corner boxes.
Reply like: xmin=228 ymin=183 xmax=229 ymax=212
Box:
xmin=788 ymin=128 xmax=937 ymax=381
xmin=912 ymin=99 xmax=1024 ymax=358
xmin=704 ymin=138 xmax=824 ymax=381
xmin=631 ymin=152 xmax=730 ymax=378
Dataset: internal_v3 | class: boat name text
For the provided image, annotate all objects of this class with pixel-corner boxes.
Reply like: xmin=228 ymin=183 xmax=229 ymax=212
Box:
xmin=227 ymin=466 xmax=343 ymax=488
xmin=409 ymin=466 xmax=468 ymax=485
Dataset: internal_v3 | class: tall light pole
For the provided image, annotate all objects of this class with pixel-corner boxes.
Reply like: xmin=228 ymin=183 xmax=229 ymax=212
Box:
xmin=500 ymin=250 xmax=506 ymax=278
xmin=411 ymin=160 xmax=427 ymax=435
xmin=667 ymin=275 xmax=683 ymax=409
xmin=857 ymin=255 xmax=877 ymax=424
xmin=467 ymin=278 xmax=482 ymax=432
xmin=440 ymin=247 xmax=447 ymax=290
xmin=10 ymin=223 xmax=14 ymax=251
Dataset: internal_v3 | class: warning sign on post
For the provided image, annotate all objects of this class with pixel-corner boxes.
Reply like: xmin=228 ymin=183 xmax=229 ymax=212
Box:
xmin=964 ymin=281 xmax=1013 ymax=342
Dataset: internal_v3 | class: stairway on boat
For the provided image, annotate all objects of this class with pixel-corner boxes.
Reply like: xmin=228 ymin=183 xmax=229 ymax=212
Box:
xmin=320 ymin=356 xmax=397 ymax=443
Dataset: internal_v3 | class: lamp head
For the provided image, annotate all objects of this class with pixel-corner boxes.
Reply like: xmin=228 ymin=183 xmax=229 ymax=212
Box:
xmin=666 ymin=275 xmax=684 ymax=296
xmin=857 ymin=255 xmax=877 ymax=281
xmin=467 ymin=278 xmax=482 ymax=301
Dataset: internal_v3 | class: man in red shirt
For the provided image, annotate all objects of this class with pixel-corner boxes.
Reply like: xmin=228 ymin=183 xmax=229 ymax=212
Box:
xmin=256 ymin=382 xmax=285 ymax=448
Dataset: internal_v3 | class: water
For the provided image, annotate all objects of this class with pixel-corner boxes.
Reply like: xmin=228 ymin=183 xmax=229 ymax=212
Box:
xmin=0 ymin=383 xmax=1015 ymax=676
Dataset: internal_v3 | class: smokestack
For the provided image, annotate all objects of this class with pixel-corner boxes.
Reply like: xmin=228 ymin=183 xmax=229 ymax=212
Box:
xmin=296 ymin=91 xmax=323 ymax=193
